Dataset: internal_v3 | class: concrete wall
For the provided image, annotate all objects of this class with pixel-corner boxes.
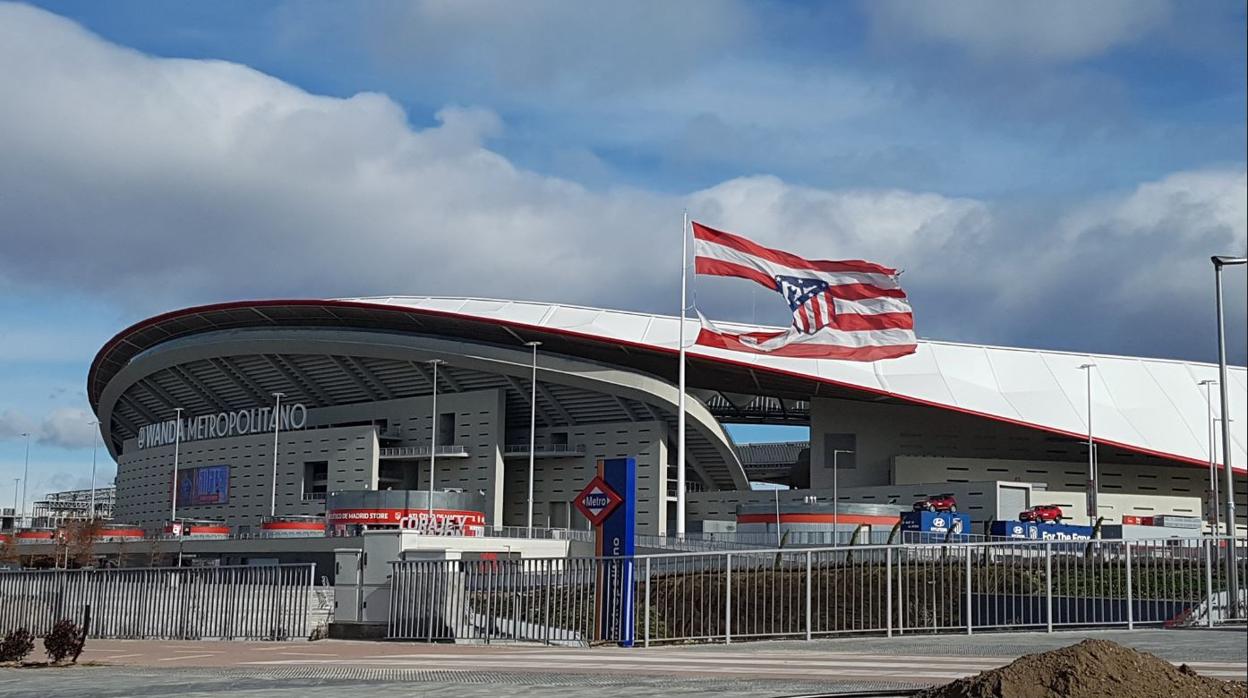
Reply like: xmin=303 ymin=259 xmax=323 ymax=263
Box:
xmin=808 ymin=397 xmax=1244 ymax=532
xmin=115 ymin=424 xmax=377 ymax=532
xmin=501 ymin=420 xmax=668 ymax=536
xmin=894 ymin=456 xmax=1211 ymax=526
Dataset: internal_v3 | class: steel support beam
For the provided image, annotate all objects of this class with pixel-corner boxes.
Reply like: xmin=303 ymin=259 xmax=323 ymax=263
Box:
xmin=169 ymin=364 xmax=231 ymax=413
xmin=118 ymin=394 xmax=161 ymax=425
xmin=535 ymin=381 xmax=576 ymax=426
xmin=329 ymin=355 xmax=386 ymax=402
xmin=505 ymin=375 xmax=554 ymax=427
xmin=613 ymin=396 xmax=638 ymax=422
xmin=209 ymin=357 xmax=269 ymax=406
xmin=344 ymin=355 xmax=394 ymax=400
xmin=137 ymin=376 xmax=188 ymax=415
xmin=263 ymin=354 xmax=332 ymax=405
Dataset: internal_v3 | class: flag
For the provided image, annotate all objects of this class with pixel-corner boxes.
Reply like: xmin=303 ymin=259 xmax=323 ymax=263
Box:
xmin=692 ymin=221 xmax=917 ymax=361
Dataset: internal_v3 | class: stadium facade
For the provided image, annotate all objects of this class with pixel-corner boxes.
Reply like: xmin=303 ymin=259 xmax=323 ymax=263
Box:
xmin=88 ymin=297 xmax=1248 ymax=537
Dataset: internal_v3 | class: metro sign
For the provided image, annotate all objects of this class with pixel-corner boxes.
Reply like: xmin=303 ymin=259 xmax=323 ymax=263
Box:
xmin=574 ymin=475 xmax=622 ymax=526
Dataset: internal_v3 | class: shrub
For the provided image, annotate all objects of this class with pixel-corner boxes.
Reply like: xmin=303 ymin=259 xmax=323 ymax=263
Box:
xmin=43 ymin=620 xmax=85 ymax=664
xmin=0 ymin=629 xmax=34 ymax=663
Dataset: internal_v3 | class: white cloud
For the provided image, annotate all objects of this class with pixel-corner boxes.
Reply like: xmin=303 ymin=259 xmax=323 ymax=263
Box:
xmin=0 ymin=406 xmax=99 ymax=450
xmin=866 ymin=0 xmax=1172 ymax=63
xmin=0 ymin=409 xmax=37 ymax=441
xmin=0 ymin=4 xmax=1242 ymax=365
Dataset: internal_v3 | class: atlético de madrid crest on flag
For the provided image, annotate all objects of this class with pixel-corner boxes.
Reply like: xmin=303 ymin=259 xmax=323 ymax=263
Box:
xmin=691 ymin=221 xmax=917 ymax=362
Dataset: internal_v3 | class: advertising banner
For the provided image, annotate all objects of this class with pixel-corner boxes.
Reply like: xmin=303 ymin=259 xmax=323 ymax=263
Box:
xmin=176 ymin=465 xmax=230 ymax=507
xmin=326 ymin=508 xmax=485 ymax=536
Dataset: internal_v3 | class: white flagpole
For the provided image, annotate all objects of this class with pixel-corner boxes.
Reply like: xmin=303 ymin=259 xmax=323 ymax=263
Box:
xmin=677 ymin=211 xmax=688 ymax=538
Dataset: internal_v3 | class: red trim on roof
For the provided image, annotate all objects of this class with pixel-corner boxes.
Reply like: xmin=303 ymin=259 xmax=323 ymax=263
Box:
xmin=89 ymin=298 xmax=1246 ymax=475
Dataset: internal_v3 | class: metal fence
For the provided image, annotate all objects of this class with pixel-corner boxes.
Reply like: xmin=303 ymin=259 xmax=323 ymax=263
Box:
xmin=0 ymin=564 xmax=316 ymax=640
xmin=388 ymin=537 xmax=1247 ymax=644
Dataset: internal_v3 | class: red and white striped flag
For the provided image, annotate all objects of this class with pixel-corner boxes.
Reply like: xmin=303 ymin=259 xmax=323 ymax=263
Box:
xmin=692 ymin=221 xmax=917 ymax=361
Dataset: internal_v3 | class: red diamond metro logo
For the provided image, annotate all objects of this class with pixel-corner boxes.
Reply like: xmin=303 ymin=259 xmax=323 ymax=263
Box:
xmin=574 ymin=475 xmax=622 ymax=527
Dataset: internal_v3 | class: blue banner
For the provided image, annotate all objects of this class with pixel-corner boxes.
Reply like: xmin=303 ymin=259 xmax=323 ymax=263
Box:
xmin=596 ymin=457 xmax=636 ymax=647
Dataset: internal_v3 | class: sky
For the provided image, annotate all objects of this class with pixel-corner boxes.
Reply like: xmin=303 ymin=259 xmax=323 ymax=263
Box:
xmin=0 ymin=0 xmax=1245 ymax=510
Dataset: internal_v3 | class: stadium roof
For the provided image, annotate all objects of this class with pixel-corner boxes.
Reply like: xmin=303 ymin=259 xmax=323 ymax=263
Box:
xmin=91 ymin=296 xmax=1247 ymax=474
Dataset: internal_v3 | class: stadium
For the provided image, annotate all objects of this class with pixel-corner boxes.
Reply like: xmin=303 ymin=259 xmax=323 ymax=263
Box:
xmin=88 ymin=296 xmax=1248 ymax=539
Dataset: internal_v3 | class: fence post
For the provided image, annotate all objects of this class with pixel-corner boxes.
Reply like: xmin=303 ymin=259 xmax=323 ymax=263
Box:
xmin=1045 ymin=542 xmax=1053 ymax=633
xmin=724 ymin=553 xmax=732 ymax=644
xmin=1125 ymin=541 xmax=1134 ymax=630
xmin=965 ymin=546 xmax=973 ymax=635
xmin=886 ymin=546 xmax=893 ymax=638
xmin=643 ymin=557 xmax=651 ymax=648
xmin=1204 ymin=538 xmax=1215 ymax=628
xmin=805 ymin=550 xmax=812 ymax=641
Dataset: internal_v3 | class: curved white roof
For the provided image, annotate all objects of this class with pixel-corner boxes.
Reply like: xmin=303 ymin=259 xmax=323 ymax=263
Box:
xmin=345 ymin=296 xmax=1248 ymax=474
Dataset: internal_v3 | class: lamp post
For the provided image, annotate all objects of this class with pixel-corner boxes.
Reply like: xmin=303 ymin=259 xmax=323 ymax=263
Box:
xmin=525 ymin=341 xmax=541 ymax=536
xmin=269 ymin=392 xmax=285 ymax=518
xmin=1212 ymin=254 xmax=1245 ymax=617
xmin=831 ymin=449 xmax=854 ymax=544
xmin=1078 ymin=363 xmax=1098 ymax=522
xmin=86 ymin=419 xmax=100 ymax=521
xmin=170 ymin=407 xmax=183 ymax=524
xmin=427 ymin=359 xmax=445 ymax=517
xmin=19 ymin=432 xmax=29 ymax=529
xmin=1198 ymin=380 xmax=1219 ymax=532
xmin=12 ymin=478 xmax=20 ymax=521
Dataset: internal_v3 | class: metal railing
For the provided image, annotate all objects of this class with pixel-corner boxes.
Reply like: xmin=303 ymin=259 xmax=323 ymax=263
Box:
xmin=387 ymin=536 xmax=1247 ymax=645
xmin=0 ymin=564 xmax=316 ymax=640
xmin=479 ymin=525 xmax=594 ymax=542
xmin=503 ymin=444 xmax=587 ymax=457
xmin=378 ymin=445 xmax=469 ymax=459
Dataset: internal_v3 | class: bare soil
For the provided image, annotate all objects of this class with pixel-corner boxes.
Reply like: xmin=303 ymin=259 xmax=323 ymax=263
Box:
xmin=914 ymin=638 xmax=1247 ymax=698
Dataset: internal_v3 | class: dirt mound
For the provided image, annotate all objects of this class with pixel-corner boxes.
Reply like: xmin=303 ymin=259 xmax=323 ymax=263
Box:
xmin=914 ymin=639 xmax=1247 ymax=698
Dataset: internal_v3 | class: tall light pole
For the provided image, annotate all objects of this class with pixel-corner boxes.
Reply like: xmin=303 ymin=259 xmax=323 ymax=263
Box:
xmin=427 ymin=359 xmax=445 ymax=517
xmin=1212 ymin=254 xmax=1245 ymax=617
xmin=12 ymin=478 xmax=20 ymax=520
xmin=1198 ymin=380 xmax=1220 ymax=531
xmin=270 ymin=392 xmax=285 ymax=518
xmin=19 ymin=432 xmax=29 ymax=528
xmin=170 ymin=407 xmax=183 ymax=524
xmin=525 ymin=341 xmax=541 ymax=535
xmin=1078 ymin=364 xmax=1098 ymax=522
xmin=88 ymin=420 xmax=100 ymax=520
xmin=831 ymin=449 xmax=854 ymax=543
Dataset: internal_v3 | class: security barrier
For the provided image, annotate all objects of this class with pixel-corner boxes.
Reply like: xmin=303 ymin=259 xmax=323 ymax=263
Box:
xmin=388 ymin=537 xmax=1247 ymax=644
xmin=0 ymin=564 xmax=315 ymax=640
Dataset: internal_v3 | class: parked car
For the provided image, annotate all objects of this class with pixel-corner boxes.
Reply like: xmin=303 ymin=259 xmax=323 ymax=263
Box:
xmin=913 ymin=494 xmax=958 ymax=513
xmin=1019 ymin=504 xmax=1064 ymax=523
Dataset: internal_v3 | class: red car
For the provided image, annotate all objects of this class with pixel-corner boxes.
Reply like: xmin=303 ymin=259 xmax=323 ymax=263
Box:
xmin=1020 ymin=505 xmax=1064 ymax=523
xmin=913 ymin=494 xmax=958 ymax=513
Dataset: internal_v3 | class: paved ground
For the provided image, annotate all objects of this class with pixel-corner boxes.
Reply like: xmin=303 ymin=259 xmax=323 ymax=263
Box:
xmin=0 ymin=628 xmax=1243 ymax=697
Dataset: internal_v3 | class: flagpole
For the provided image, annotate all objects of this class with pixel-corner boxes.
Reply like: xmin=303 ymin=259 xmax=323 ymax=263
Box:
xmin=677 ymin=211 xmax=688 ymax=538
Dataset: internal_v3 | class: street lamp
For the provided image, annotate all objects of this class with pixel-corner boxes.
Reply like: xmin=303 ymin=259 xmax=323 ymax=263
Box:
xmin=1198 ymin=380 xmax=1219 ymax=531
xmin=88 ymin=420 xmax=100 ymax=521
xmin=269 ymin=392 xmax=285 ymax=518
xmin=427 ymin=359 xmax=445 ymax=517
xmin=19 ymin=432 xmax=29 ymax=529
xmin=1078 ymin=364 xmax=1098 ymax=522
xmin=830 ymin=449 xmax=854 ymax=543
xmin=170 ymin=407 xmax=183 ymax=524
xmin=1212 ymin=254 xmax=1245 ymax=617
xmin=524 ymin=341 xmax=541 ymax=536
xmin=12 ymin=478 xmax=20 ymax=521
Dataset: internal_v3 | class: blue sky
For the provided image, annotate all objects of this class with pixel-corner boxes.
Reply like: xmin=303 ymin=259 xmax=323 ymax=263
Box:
xmin=0 ymin=0 xmax=1245 ymax=509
